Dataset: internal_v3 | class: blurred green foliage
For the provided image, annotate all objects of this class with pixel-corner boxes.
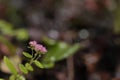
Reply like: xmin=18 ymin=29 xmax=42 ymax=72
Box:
xmin=0 ymin=20 xmax=14 ymax=36
xmin=0 ymin=20 xmax=29 ymax=41
xmin=42 ymin=37 xmax=80 ymax=68
xmin=113 ymin=4 xmax=120 ymax=34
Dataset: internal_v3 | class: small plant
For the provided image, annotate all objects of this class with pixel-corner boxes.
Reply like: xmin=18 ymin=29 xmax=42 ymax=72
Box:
xmin=0 ymin=41 xmax=47 ymax=80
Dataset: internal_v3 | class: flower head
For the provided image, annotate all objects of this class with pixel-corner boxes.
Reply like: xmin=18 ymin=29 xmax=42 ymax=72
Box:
xmin=40 ymin=46 xmax=47 ymax=53
xmin=29 ymin=41 xmax=37 ymax=47
xmin=35 ymin=44 xmax=47 ymax=53
xmin=34 ymin=44 xmax=42 ymax=52
xmin=29 ymin=41 xmax=47 ymax=54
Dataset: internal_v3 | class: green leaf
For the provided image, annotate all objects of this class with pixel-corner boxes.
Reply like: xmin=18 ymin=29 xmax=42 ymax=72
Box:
xmin=43 ymin=42 xmax=69 ymax=62
xmin=56 ymin=43 xmax=80 ymax=61
xmin=22 ymin=52 xmax=32 ymax=58
xmin=25 ymin=63 xmax=33 ymax=71
xmin=0 ymin=78 xmax=4 ymax=80
xmin=16 ymin=75 xmax=26 ymax=80
xmin=34 ymin=60 xmax=44 ymax=69
xmin=42 ymin=62 xmax=54 ymax=69
xmin=42 ymin=42 xmax=80 ymax=64
xmin=4 ymin=56 xmax=17 ymax=74
xmin=9 ymin=75 xmax=16 ymax=80
xmin=19 ymin=64 xmax=28 ymax=74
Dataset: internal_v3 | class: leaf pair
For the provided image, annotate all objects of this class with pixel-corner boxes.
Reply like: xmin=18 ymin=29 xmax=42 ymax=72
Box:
xmin=19 ymin=63 xmax=34 ymax=74
xmin=22 ymin=52 xmax=44 ymax=68
xmin=9 ymin=74 xmax=25 ymax=80
xmin=19 ymin=60 xmax=44 ymax=74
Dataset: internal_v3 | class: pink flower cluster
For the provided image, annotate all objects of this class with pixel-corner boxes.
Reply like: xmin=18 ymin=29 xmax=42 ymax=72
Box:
xmin=29 ymin=41 xmax=47 ymax=53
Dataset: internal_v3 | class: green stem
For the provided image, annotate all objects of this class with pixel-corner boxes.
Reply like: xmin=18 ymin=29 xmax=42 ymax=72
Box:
xmin=29 ymin=53 xmax=38 ymax=64
xmin=36 ymin=54 xmax=41 ymax=60
xmin=31 ymin=48 xmax=34 ymax=57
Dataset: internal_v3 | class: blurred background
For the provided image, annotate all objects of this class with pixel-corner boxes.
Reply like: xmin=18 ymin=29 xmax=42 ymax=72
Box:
xmin=0 ymin=0 xmax=120 ymax=80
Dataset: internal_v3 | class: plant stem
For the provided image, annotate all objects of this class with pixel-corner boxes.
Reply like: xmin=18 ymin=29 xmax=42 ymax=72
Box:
xmin=67 ymin=56 xmax=74 ymax=80
xmin=29 ymin=53 xmax=38 ymax=64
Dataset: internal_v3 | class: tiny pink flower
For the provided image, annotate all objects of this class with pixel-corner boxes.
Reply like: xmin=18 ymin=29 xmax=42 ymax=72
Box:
xmin=29 ymin=41 xmax=37 ymax=47
xmin=34 ymin=44 xmax=43 ymax=52
xmin=40 ymin=47 xmax=47 ymax=53
xmin=35 ymin=44 xmax=47 ymax=53
xmin=29 ymin=41 xmax=47 ymax=54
